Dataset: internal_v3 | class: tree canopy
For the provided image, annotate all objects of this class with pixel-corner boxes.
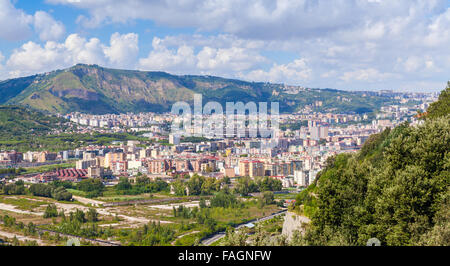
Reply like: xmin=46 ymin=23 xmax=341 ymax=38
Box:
xmin=295 ymin=84 xmax=450 ymax=246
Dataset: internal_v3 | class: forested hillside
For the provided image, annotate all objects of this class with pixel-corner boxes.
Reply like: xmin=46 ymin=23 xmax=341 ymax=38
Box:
xmin=294 ymin=82 xmax=450 ymax=246
xmin=0 ymin=106 xmax=67 ymax=138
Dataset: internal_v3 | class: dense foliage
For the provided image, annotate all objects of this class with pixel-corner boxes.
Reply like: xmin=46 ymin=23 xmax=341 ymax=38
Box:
xmin=0 ymin=105 xmax=67 ymax=138
xmin=115 ymin=176 xmax=169 ymax=195
xmin=29 ymin=183 xmax=73 ymax=201
xmin=76 ymin=178 xmax=105 ymax=198
xmin=171 ymin=174 xmax=225 ymax=196
xmin=0 ymin=180 xmax=72 ymax=201
xmin=235 ymin=176 xmax=283 ymax=196
xmin=294 ymin=86 xmax=450 ymax=245
xmin=426 ymin=81 xmax=450 ymax=120
xmin=0 ymin=105 xmax=151 ymax=152
xmin=0 ymin=131 xmax=150 ymax=153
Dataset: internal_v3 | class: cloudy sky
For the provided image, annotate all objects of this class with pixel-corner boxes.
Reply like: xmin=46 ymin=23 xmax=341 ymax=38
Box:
xmin=0 ymin=0 xmax=449 ymax=92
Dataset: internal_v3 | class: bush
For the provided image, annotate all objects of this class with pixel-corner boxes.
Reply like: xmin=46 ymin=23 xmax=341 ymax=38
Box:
xmin=29 ymin=183 xmax=72 ymax=201
xmin=210 ymin=191 xmax=239 ymax=208
xmin=43 ymin=204 xmax=58 ymax=218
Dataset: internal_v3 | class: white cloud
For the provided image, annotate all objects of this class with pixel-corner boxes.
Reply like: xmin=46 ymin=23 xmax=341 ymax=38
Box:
xmin=395 ymin=55 xmax=440 ymax=74
xmin=4 ymin=32 xmax=139 ymax=78
xmin=1 ymin=0 xmax=449 ymax=91
xmin=7 ymin=41 xmax=66 ymax=77
xmin=64 ymin=34 xmax=106 ymax=65
xmin=0 ymin=0 xmax=33 ymax=41
xmin=45 ymin=0 xmax=364 ymax=38
xmin=423 ymin=7 xmax=450 ymax=47
xmin=403 ymin=56 xmax=422 ymax=73
xmin=138 ymin=37 xmax=196 ymax=72
xmin=196 ymin=46 xmax=266 ymax=73
xmin=104 ymin=32 xmax=139 ymax=68
xmin=244 ymin=59 xmax=312 ymax=84
xmin=340 ymin=68 xmax=396 ymax=83
xmin=139 ymin=36 xmax=267 ymax=76
xmin=0 ymin=0 xmax=66 ymax=42
xmin=46 ymin=0 xmax=447 ymax=40
xmin=33 ymin=11 xmax=66 ymax=41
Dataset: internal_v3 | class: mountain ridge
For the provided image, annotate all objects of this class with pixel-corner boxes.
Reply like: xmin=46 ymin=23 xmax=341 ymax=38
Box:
xmin=0 ymin=64 xmax=396 ymax=114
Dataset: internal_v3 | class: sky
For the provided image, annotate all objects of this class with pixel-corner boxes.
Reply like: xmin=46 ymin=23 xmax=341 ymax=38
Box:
xmin=0 ymin=0 xmax=449 ymax=92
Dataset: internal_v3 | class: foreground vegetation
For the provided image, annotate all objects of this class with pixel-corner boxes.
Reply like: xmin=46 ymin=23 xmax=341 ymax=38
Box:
xmin=293 ymin=83 xmax=450 ymax=246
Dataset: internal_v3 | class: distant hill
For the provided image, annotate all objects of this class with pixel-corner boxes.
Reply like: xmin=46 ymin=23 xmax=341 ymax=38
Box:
xmin=426 ymin=81 xmax=450 ymax=119
xmin=0 ymin=64 xmax=396 ymax=114
xmin=294 ymin=83 xmax=450 ymax=246
xmin=0 ymin=105 xmax=67 ymax=138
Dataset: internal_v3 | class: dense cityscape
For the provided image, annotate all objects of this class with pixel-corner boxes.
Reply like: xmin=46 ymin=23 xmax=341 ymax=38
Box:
xmin=2 ymin=91 xmax=437 ymax=190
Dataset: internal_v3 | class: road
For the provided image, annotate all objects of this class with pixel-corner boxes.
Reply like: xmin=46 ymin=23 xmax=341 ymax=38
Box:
xmin=201 ymin=210 xmax=287 ymax=246
xmin=0 ymin=203 xmax=43 ymax=216
xmin=35 ymin=227 xmax=121 ymax=246
xmin=72 ymin=196 xmax=104 ymax=207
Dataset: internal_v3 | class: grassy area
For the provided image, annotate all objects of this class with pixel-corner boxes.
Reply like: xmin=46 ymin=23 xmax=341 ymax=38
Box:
xmin=67 ymin=186 xmax=171 ymax=202
xmin=175 ymin=231 xmax=203 ymax=246
xmin=274 ymin=193 xmax=297 ymax=200
xmin=0 ymin=188 xmax=284 ymax=246
xmin=66 ymin=188 xmax=87 ymax=197
xmin=0 ymin=195 xmax=49 ymax=211
xmin=209 ymin=237 xmax=225 ymax=246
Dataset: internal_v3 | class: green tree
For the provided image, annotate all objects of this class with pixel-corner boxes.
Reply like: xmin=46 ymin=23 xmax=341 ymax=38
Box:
xmin=426 ymin=81 xmax=450 ymax=119
xmin=43 ymin=204 xmax=58 ymax=218
xmin=187 ymin=174 xmax=205 ymax=195
xmin=86 ymin=208 xmax=99 ymax=222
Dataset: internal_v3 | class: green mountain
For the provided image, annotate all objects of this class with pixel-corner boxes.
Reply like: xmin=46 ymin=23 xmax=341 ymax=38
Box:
xmin=0 ymin=105 xmax=67 ymax=138
xmin=294 ymin=83 xmax=450 ymax=246
xmin=0 ymin=105 xmax=152 ymax=152
xmin=0 ymin=64 xmax=395 ymax=114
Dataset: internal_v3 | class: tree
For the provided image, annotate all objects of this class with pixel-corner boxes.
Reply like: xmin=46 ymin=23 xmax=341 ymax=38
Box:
xmin=43 ymin=204 xmax=58 ymax=218
xmin=87 ymin=208 xmax=99 ymax=222
xmin=210 ymin=191 xmax=238 ymax=208
xmin=199 ymin=198 xmax=207 ymax=209
xmin=77 ymin=178 xmax=104 ymax=193
xmin=426 ymin=81 xmax=450 ymax=119
xmin=256 ymin=177 xmax=282 ymax=192
xmin=201 ymin=177 xmax=216 ymax=195
xmin=2 ymin=183 xmax=25 ymax=195
xmin=262 ymin=191 xmax=274 ymax=205
xmin=116 ymin=177 xmax=132 ymax=191
xmin=236 ymin=176 xmax=251 ymax=196
xmin=29 ymin=183 xmax=52 ymax=197
xmin=52 ymin=186 xmax=72 ymax=201
xmin=222 ymin=227 xmax=248 ymax=246
xmin=296 ymin=110 xmax=450 ymax=246
xmin=187 ymin=174 xmax=205 ymax=195
xmin=72 ymin=209 xmax=86 ymax=223
xmin=172 ymin=180 xmax=186 ymax=196
xmin=77 ymin=178 xmax=104 ymax=198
